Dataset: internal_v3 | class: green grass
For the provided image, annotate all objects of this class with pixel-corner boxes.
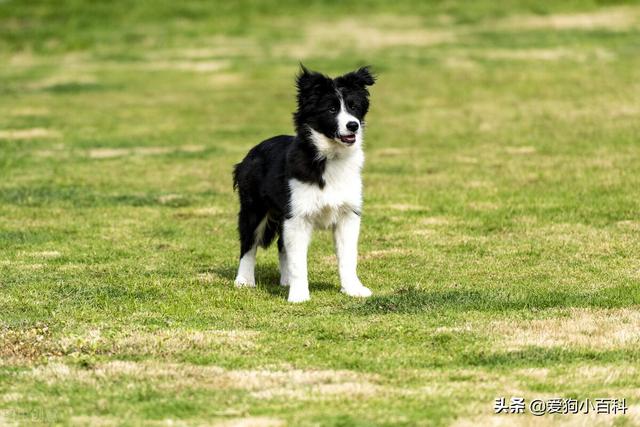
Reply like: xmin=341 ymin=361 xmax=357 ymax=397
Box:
xmin=1 ymin=0 xmax=640 ymax=425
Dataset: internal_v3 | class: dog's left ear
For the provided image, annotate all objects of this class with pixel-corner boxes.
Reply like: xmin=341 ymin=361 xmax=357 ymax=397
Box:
xmin=339 ymin=66 xmax=376 ymax=88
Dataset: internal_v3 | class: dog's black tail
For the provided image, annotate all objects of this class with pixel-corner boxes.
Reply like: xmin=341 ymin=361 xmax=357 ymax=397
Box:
xmin=260 ymin=217 xmax=279 ymax=249
xmin=232 ymin=162 xmax=241 ymax=191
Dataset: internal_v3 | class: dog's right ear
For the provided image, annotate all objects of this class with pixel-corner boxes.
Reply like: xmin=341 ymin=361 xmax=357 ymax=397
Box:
xmin=296 ymin=64 xmax=330 ymax=98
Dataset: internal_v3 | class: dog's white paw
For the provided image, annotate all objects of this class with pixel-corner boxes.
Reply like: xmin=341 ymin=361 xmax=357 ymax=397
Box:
xmin=279 ymin=276 xmax=290 ymax=287
xmin=287 ymin=287 xmax=310 ymax=303
xmin=341 ymin=284 xmax=372 ymax=298
xmin=234 ymin=276 xmax=255 ymax=288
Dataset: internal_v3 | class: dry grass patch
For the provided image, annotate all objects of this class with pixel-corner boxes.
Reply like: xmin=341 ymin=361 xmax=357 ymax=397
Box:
xmin=208 ymin=73 xmax=244 ymax=86
xmin=214 ymin=417 xmax=285 ymax=427
xmin=142 ymin=60 xmax=229 ymax=73
xmin=7 ymin=51 xmax=38 ymax=67
xmin=511 ymin=97 xmax=640 ymax=124
xmin=616 ymin=220 xmax=640 ymax=231
xmin=505 ymin=146 xmax=537 ymax=155
xmin=420 ymin=216 xmax=452 ymax=226
xmin=496 ymin=7 xmax=640 ymax=31
xmin=360 ymin=248 xmax=414 ymax=260
xmin=251 ymin=380 xmax=382 ymax=400
xmin=549 ymin=365 xmax=638 ymax=388
xmin=453 ymin=415 xmax=582 ymax=427
xmin=465 ymin=180 xmax=493 ymax=189
xmin=196 ymin=272 xmax=224 ymax=283
xmin=0 ymin=128 xmax=60 ymax=140
xmin=456 ymin=155 xmax=480 ymax=164
xmin=448 ymin=364 xmax=637 ymax=427
xmin=0 ymin=411 xmax=16 ymax=427
xmin=23 ymin=250 xmax=61 ymax=259
xmin=386 ymin=203 xmax=425 ymax=211
xmin=443 ymin=56 xmax=478 ymax=70
xmin=468 ymin=201 xmax=500 ymax=211
xmin=370 ymin=203 xmax=426 ymax=212
xmin=7 ymin=107 xmax=49 ymax=116
xmin=34 ymin=148 xmax=69 ymax=158
xmin=309 ymin=19 xmax=455 ymax=48
xmin=410 ymin=368 xmax=530 ymax=399
xmin=175 ymin=206 xmax=225 ymax=220
xmin=492 ymin=308 xmax=640 ymax=350
xmin=114 ymin=329 xmax=259 ymax=355
xmin=2 ymin=393 xmax=22 ymax=403
xmin=371 ymin=147 xmax=411 ymax=157
xmin=1 ymin=328 xmax=260 ymax=364
xmin=513 ymin=367 xmax=550 ymax=380
xmin=275 ymin=17 xmax=455 ymax=58
xmin=152 ymin=37 xmax=262 ymax=59
xmin=22 ymin=263 xmax=45 ymax=270
xmin=87 ymin=148 xmax=137 ymax=159
xmin=528 ymin=223 xmax=622 ymax=256
xmin=157 ymin=194 xmax=183 ymax=205
xmin=192 ymin=206 xmax=224 ymax=216
xmin=87 ymin=145 xmax=204 ymax=159
xmin=412 ymin=229 xmax=436 ymax=237
xmin=624 ymin=405 xmax=640 ymax=425
xmin=233 ymin=368 xmax=381 ymax=400
xmin=28 ymin=361 xmax=382 ymax=401
xmin=482 ymin=48 xmax=613 ymax=62
xmin=69 ymin=415 xmax=119 ymax=427
xmin=434 ymin=325 xmax=473 ymax=334
xmin=0 ymin=324 xmax=61 ymax=363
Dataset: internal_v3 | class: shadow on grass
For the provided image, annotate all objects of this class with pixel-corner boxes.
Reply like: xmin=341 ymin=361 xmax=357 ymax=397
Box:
xmin=212 ymin=263 xmax=335 ymax=299
xmin=0 ymin=185 xmax=221 ymax=207
xmin=42 ymin=82 xmax=117 ymax=93
xmin=355 ymin=285 xmax=639 ymax=315
xmin=462 ymin=347 xmax=640 ymax=367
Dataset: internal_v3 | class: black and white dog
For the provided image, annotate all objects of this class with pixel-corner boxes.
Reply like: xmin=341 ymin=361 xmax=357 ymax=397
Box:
xmin=232 ymin=65 xmax=375 ymax=302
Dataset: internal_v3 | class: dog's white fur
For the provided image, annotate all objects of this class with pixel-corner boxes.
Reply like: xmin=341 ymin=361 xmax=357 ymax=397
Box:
xmin=283 ymin=103 xmax=371 ymax=303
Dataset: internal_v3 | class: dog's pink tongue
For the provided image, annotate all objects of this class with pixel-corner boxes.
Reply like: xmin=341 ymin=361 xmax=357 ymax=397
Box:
xmin=340 ymin=135 xmax=355 ymax=143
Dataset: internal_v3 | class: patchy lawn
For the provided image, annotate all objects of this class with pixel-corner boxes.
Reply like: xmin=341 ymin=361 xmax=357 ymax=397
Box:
xmin=1 ymin=0 xmax=640 ymax=425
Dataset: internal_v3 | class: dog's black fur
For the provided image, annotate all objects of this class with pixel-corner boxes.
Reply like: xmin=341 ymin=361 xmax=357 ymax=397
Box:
xmin=232 ymin=66 xmax=375 ymax=259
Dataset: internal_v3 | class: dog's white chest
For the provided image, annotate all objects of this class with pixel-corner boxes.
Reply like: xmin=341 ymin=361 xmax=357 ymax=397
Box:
xmin=289 ymin=151 xmax=363 ymax=228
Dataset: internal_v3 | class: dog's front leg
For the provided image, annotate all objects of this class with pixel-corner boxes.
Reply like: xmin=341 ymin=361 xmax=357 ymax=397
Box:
xmin=333 ymin=211 xmax=372 ymax=297
xmin=283 ymin=217 xmax=313 ymax=302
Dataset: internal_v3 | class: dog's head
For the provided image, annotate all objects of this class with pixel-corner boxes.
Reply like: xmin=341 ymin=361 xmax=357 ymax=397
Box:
xmin=294 ymin=65 xmax=375 ymax=149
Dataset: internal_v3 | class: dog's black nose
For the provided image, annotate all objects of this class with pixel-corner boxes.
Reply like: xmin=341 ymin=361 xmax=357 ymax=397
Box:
xmin=346 ymin=121 xmax=359 ymax=132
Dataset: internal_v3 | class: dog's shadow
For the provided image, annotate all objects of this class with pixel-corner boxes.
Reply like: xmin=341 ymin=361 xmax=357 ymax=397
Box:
xmin=212 ymin=263 xmax=335 ymax=298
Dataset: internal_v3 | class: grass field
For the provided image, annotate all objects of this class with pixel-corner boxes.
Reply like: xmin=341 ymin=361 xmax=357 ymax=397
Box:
xmin=1 ymin=0 xmax=640 ymax=425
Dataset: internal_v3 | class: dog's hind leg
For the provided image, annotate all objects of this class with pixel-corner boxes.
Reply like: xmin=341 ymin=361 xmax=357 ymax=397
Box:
xmin=235 ymin=208 xmax=267 ymax=288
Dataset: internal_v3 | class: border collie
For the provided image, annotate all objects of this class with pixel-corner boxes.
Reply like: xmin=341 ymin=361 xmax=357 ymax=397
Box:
xmin=232 ymin=65 xmax=376 ymax=302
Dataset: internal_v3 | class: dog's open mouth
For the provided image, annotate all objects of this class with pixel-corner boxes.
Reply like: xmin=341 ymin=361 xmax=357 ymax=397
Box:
xmin=338 ymin=134 xmax=356 ymax=145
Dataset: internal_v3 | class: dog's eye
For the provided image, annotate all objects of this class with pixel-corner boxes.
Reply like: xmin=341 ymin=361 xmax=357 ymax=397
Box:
xmin=328 ymin=107 xmax=337 ymax=114
xmin=347 ymin=101 xmax=356 ymax=110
